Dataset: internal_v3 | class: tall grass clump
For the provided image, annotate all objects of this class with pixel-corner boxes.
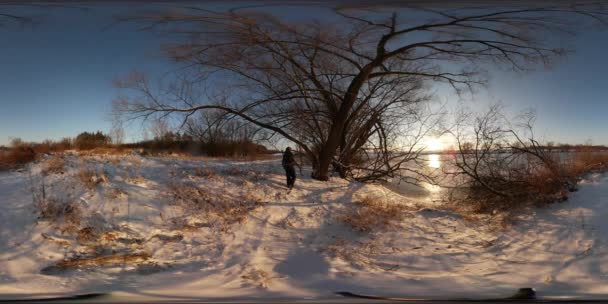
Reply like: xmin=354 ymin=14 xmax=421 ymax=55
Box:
xmin=0 ymin=139 xmax=37 ymax=170
xmin=338 ymin=195 xmax=407 ymax=233
xmin=167 ymin=181 xmax=265 ymax=232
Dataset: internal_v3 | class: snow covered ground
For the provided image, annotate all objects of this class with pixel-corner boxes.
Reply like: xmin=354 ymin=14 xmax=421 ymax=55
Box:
xmin=1 ymin=151 xmax=608 ymax=301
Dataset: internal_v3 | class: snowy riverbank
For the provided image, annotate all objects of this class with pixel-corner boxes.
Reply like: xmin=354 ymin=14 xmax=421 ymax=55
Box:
xmin=1 ymin=152 xmax=608 ymax=301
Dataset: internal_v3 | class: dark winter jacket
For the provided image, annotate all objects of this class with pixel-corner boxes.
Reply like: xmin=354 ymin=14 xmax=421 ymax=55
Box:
xmin=282 ymin=150 xmax=296 ymax=168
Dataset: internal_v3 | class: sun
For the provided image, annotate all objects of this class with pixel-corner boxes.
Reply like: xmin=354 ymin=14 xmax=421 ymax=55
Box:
xmin=425 ymin=137 xmax=443 ymax=152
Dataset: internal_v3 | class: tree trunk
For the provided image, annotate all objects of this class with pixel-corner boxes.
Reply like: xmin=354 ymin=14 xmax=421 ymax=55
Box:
xmin=311 ymin=120 xmax=346 ymax=180
xmin=336 ymin=132 xmax=350 ymax=178
xmin=312 ymin=152 xmax=332 ymax=181
xmin=310 ymin=63 xmax=378 ymax=181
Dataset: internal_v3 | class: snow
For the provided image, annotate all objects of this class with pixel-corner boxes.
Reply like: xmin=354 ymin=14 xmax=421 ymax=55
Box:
xmin=1 ymin=152 xmax=608 ymax=301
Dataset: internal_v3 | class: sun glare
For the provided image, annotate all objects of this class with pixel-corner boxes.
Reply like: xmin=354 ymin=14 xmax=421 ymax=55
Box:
xmin=425 ymin=137 xmax=443 ymax=152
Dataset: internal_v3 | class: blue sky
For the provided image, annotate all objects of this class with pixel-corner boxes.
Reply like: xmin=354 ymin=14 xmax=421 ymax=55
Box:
xmin=0 ymin=4 xmax=173 ymax=145
xmin=0 ymin=3 xmax=607 ymax=146
xmin=473 ymin=27 xmax=608 ymax=145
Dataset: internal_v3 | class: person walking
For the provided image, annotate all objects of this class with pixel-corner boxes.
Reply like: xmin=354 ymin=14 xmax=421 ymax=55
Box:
xmin=282 ymin=147 xmax=299 ymax=190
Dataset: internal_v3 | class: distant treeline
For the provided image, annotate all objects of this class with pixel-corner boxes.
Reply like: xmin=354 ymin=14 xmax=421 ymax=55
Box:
xmin=437 ymin=143 xmax=608 ymax=155
xmin=0 ymin=132 xmax=111 ymax=153
xmin=540 ymin=144 xmax=608 ymax=151
xmin=122 ymin=139 xmax=269 ymax=157
xmin=0 ymin=131 xmax=271 ymax=170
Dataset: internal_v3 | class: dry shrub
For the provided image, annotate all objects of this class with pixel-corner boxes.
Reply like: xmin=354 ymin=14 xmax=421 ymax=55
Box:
xmin=149 ymin=233 xmax=184 ymax=242
xmin=454 ymin=152 xmax=608 ymax=219
xmin=238 ymin=153 xmax=276 ymax=161
xmin=31 ymin=138 xmax=73 ymax=154
xmin=193 ymin=167 xmax=218 ymax=179
xmin=452 ymin=182 xmax=550 ymax=218
xmin=125 ymin=175 xmax=147 ymax=185
xmin=100 ymin=232 xmax=118 ymax=243
xmin=247 ymin=170 xmax=268 ymax=183
xmin=323 ymin=238 xmax=395 ymax=270
xmin=0 ymin=146 xmax=37 ymax=170
xmin=127 ymin=157 xmax=144 ymax=167
xmin=241 ymin=268 xmax=273 ymax=288
xmin=222 ymin=167 xmax=245 ymax=176
xmin=77 ymin=168 xmax=107 ymax=190
xmin=338 ymin=195 xmax=407 ymax=233
xmin=76 ymin=227 xmax=99 ymax=244
xmin=168 ymin=182 xmax=265 ymax=231
xmin=78 ymin=147 xmax=132 ymax=157
xmin=106 ymin=187 xmax=127 ymax=199
xmin=565 ymin=150 xmax=608 ymax=178
xmin=41 ymin=233 xmax=72 ymax=247
xmin=37 ymin=198 xmax=83 ymax=233
xmin=41 ymin=253 xmax=150 ymax=274
xmin=76 ymin=227 xmax=128 ymax=248
xmin=43 ymin=155 xmax=66 ymax=175
xmin=222 ymin=167 xmax=268 ymax=183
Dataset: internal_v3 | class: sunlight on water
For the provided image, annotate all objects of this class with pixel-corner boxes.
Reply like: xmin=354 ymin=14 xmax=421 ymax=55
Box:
xmin=428 ymin=154 xmax=441 ymax=169
xmin=423 ymin=182 xmax=441 ymax=193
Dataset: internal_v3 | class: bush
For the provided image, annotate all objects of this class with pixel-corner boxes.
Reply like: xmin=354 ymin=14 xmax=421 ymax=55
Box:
xmin=0 ymin=145 xmax=37 ymax=170
xmin=192 ymin=167 xmax=221 ymax=181
xmin=77 ymin=168 xmax=107 ymax=190
xmin=33 ymin=138 xmax=73 ymax=154
xmin=566 ymin=150 xmax=608 ymax=177
xmin=38 ymin=198 xmax=82 ymax=226
xmin=74 ymin=131 xmax=111 ymax=150
xmin=121 ymin=139 xmax=269 ymax=158
xmin=450 ymin=151 xmax=608 ymax=218
xmin=43 ymin=155 xmax=66 ymax=175
xmin=78 ymin=146 xmax=131 ymax=157
xmin=338 ymin=195 xmax=407 ymax=233
xmin=168 ymin=181 xmax=264 ymax=232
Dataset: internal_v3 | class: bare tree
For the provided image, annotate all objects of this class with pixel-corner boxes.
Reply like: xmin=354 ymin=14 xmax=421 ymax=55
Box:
xmin=148 ymin=119 xmax=172 ymax=142
xmin=444 ymin=104 xmax=575 ymax=214
xmin=109 ymin=120 xmax=125 ymax=145
xmin=185 ymin=110 xmax=258 ymax=145
xmin=114 ymin=3 xmax=607 ymax=181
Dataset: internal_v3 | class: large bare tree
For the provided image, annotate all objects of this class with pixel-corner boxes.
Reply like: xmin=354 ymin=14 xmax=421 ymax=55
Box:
xmin=443 ymin=103 xmax=590 ymax=215
xmin=114 ymin=3 xmax=607 ymax=181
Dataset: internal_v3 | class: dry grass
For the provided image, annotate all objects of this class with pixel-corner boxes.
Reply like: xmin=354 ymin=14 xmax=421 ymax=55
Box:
xmin=42 ymin=155 xmax=66 ymax=175
xmin=168 ymin=181 xmax=265 ymax=232
xmin=41 ymin=233 xmax=72 ymax=247
xmin=41 ymin=253 xmax=150 ymax=274
xmin=76 ymin=226 xmax=99 ymax=244
xmin=77 ymin=147 xmax=132 ymax=157
xmin=448 ymin=177 xmax=561 ymax=224
xmin=77 ymin=168 xmax=107 ymax=190
xmin=338 ymin=195 xmax=408 ymax=233
xmin=241 ymin=268 xmax=273 ymax=288
xmin=323 ymin=238 xmax=398 ymax=271
xmin=0 ymin=147 xmax=37 ymax=170
xmin=564 ymin=151 xmax=608 ymax=179
xmin=38 ymin=197 xmax=82 ymax=224
xmin=222 ymin=167 xmax=269 ymax=183
xmin=36 ymin=195 xmax=84 ymax=235
xmin=232 ymin=153 xmax=276 ymax=161
xmin=31 ymin=169 xmax=85 ymax=236
xmin=106 ymin=187 xmax=127 ymax=199
xmin=125 ymin=175 xmax=147 ymax=185
xmin=446 ymin=151 xmax=608 ymax=227
xmin=153 ymin=152 xmax=276 ymax=162
xmin=222 ymin=167 xmax=246 ymax=176
xmin=192 ymin=167 xmax=220 ymax=180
